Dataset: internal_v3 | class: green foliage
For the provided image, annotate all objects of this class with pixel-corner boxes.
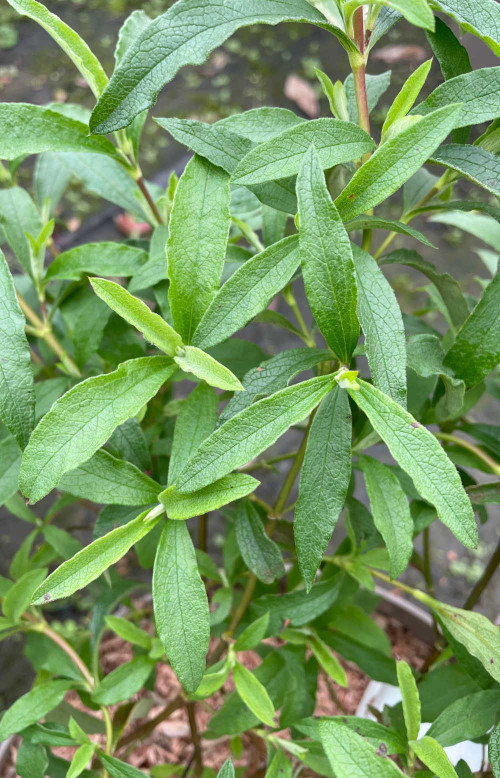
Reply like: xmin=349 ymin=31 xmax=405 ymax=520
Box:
xmin=1 ymin=0 xmax=499 ymax=775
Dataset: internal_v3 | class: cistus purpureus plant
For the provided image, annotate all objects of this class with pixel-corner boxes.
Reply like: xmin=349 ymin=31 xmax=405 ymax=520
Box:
xmin=0 ymin=0 xmax=500 ymax=775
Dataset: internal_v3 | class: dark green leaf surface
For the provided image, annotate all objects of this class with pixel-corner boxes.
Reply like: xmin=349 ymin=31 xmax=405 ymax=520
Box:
xmin=160 ymin=474 xmax=259 ymax=519
xmin=168 ymin=155 xmax=231 ymax=343
xmin=413 ymin=67 xmax=500 ymax=128
xmin=45 ymin=243 xmax=147 ymax=282
xmin=0 ymin=681 xmax=72 ymax=740
xmin=297 ymin=145 xmax=359 ymax=362
xmin=431 ymin=144 xmax=500 ymax=198
xmin=107 ymin=417 xmax=151 ymax=472
xmin=169 ymin=384 xmax=218 ymax=486
xmin=344 ymin=71 xmax=392 ymax=122
xmin=175 ymin=374 xmax=338 ymax=494
xmin=20 ymin=357 xmax=176 ymax=503
xmin=0 ymin=187 xmax=42 ymax=275
xmin=431 ymin=0 xmax=500 ymax=57
xmin=0 ymin=252 xmax=34 ymax=448
xmin=319 ymin=719 xmax=406 ymax=777
xmin=153 ymin=520 xmax=210 ymax=692
xmin=295 ymin=387 xmax=351 ymax=589
xmin=353 ymin=246 xmax=407 ymax=407
xmin=432 ymin=602 xmax=500 ymax=683
xmin=346 ymin=216 xmax=435 ymax=248
xmin=426 ymin=690 xmax=500 ymax=746
xmin=92 ymin=656 xmax=154 ymax=705
xmin=235 ymin=500 xmax=285 ymax=584
xmin=425 ymin=17 xmax=471 ymax=82
xmin=3 ymin=568 xmax=47 ymax=623
xmin=347 ymin=380 xmax=477 ymax=548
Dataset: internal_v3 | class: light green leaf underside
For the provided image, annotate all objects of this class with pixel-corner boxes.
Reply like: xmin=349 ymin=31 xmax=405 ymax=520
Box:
xmin=431 ymin=0 xmax=500 ymax=58
xmin=346 ymin=216 xmax=435 ymax=248
xmin=413 ymin=67 xmax=500 ymax=128
xmin=174 ymin=346 xmax=244 ymax=392
xmin=45 ymin=243 xmax=147 ymax=282
xmin=235 ymin=500 xmax=285 ymax=584
xmin=160 ymin=474 xmax=259 ymax=520
xmin=431 ymin=143 xmax=500 ymax=198
xmin=319 ymin=720 xmax=406 ymax=777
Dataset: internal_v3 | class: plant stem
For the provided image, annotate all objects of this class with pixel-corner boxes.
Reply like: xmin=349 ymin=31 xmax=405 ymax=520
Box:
xmin=137 ymin=175 xmax=164 ymax=225
xmin=351 ymin=10 xmax=370 ymax=138
xmin=434 ymin=432 xmax=500 ymax=477
xmin=463 ymin=537 xmax=500 ymax=611
xmin=17 ymin=291 xmax=81 ymax=378
xmin=187 ymin=701 xmax=203 ymax=778
xmin=199 ymin=514 xmax=207 ymax=553
xmin=37 ymin=620 xmax=95 ymax=688
xmin=239 ymin=451 xmax=299 ymax=473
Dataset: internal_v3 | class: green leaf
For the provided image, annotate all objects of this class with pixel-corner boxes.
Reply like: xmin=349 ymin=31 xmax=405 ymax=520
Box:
xmin=221 ymin=106 xmax=305 ymax=142
xmin=0 ymin=252 xmax=34 ymax=449
xmin=335 ymin=104 xmax=462 ymax=220
xmin=153 ymin=520 xmax=209 ymax=692
xmin=16 ymin=741 xmax=49 ymax=778
xmin=168 ymin=383 xmax=218 ymax=486
xmin=235 ymin=500 xmax=285 ymax=584
xmin=319 ymin=719 xmax=406 ymax=777
xmin=265 ymin=751 xmax=291 ymax=778
xmin=413 ymin=67 xmax=500 ymax=129
xmin=409 ymin=737 xmax=458 ymax=778
xmin=429 ymin=210 xmax=500 ymax=254
xmin=31 ymin=509 xmax=159 ymax=605
xmin=105 ymin=616 xmax=152 ymax=649
xmin=382 ymin=58 xmax=432 ymax=140
xmin=45 ymin=243 xmax=147 ymax=282
xmin=5 ymin=0 xmax=107 ymax=97
xmin=297 ymin=144 xmax=359 ymax=362
xmin=396 ymin=660 xmax=421 ymax=741
xmin=67 ymin=744 xmax=96 ymax=778
xmin=192 ymin=235 xmax=301 ymax=350
xmin=0 ymin=187 xmax=42 ymax=275
xmin=346 ymin=379 xmax=477 ymax=548
xmin=234 ymin=613 xmax=270 ymax=651
xmin=217 ymin=760 xmax=235 ymax=778
xmin=175 ymin=374 xmax=338 ymax=494
xmin=99 ymin=754 xmax=148 ymax=778
xmin=232 ymin=119 xmax=374 ymax=186
xmin=1 ymin=441 xmax=27 ymax=507
xmin=491 ymin=723 xmax=500 ymax=778
xmin=426 ymin=690 xmax=500 ymax=746
xmin=359 ymin=457 xmax=413 ymax=579
xmin=295 ymin=386 xmax=351 ymax=590
xmin=431 ymin=143 xmax=500 ymax=199
xmin=353 ymin=246 xmax=407 ymax=407
xmin=193 ymin=660 xmax=230 ymax=699
xmin=90 ymin=278 xmax=183 ymax=356
xmin=92 ymin=656 xmax=154 ymax=705
xmin=308 ymin=633 xmax=347 ymax=686
xmin=160 ymin=474 xmax=259 ymax=520
xmin=443 ymin=269 xmax=500 ymax=387
xmin=297 ymin=715 xmax=405 ymax=754
xmin=174 ymin=345 xmax=244 ymax=392
xmin=168 ymin=155 xmax=230 ymax=343
xmin=344 ymin=70 xmax=392 ymax=122
xmin=2 ymin=568 xmax=47 ymax=622
xmin=425 ymin=17 xmax=471 ymax=82
xmin=58 ymin=449 xmax=160 ymax=506
xmin=115 ymin=9 xmax=151 ymax=65
xmin=0 ymin=680 xmax=72 ymax=740
xmin=233 ymin=661 xmax=277 ymax=727
xmin=20 ymin=356 xmax=176 ymax=503
xmin=345 ymin=0 xmax=433 ymax=30
xmin=347 ymin=216 xmax=435 ymax=248
xmin=431 ymin=0 xmax=500 ymax=58
xmin=156 ymin=118 xmax=253 ymax=175
xmin=89 ymin=0 xmax=353 ymax=134
xmin=0 ymin=104 xmax=122 ymax=162
xmin=107 ymin=417 xmax=151 ymax=472
xmin=253 ymin=574 xmax=348 ymax=628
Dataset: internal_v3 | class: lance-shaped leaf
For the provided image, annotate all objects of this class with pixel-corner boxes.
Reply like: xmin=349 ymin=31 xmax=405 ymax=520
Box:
xmin=192 ymin=235 xmax=301 ymax=350
xmin=217 ymin=760 xmax=235 ymax=778
xmin=425 ymin=17 xmax=471 ymax=82
xmin=160 ymin=474 xmax=259 ymax=520
xmin=234 ymin=613 xmax=270 ymax=652
xmin=0 ymin=681 xmax=73 ymax=740
xmin=115 ymin=9 xmax=151 ymax=64
xmin=233 ymin=661 xmax=277 ymax=727
xmin=32 ymin=509 xmax=159 ymax=605
xmin=382 ymin=58 xmax=432 ymax=141
xmin=232 ymin=119 xmax=375 ymax=186
xmin=346 ymin=379 xmax=477 ymax=548
xmin=297 ymin=145 xmax=359 ymax=362
xmin=319 ymin=720 xmax=407 ymax=778
xmin=20 ymin=356 xmax=176 ymax=503
xmin=431 ymin=0 xmax=500 ymax=58
xmin=307 ymin=632 xmax=347 ymax=686
xmin=219 ymin=106 xmax=304 ymax=142
xmin=3 ymin=568 xmax=47 ymax=623
xmin=235 ymin=500 xmax=285 ymax=584
xmin=90 ymin=278 xmax=183 ymax=355
xmin=335 ymin=104 xmax=462 ymax=221
xmin=353 ymin=246 xmax=407 ymax=407
xmin=344 ymin=0 xmax=433 ymax=30
xmin=295 ymin=387 xmax=351 ymax=590
xmin=92 ymin=656 xmax=154 ymax=705
xmin=168 ymin=156 xmax=230 ymax=343
xmin=396 ymin=660 xmax=421 ymax=741
xmin=156 ymin=118 xmax=253 ymax=174
xmin=264 ymin=752 xmax=291 ymax=778
xmin=426 ymin=690 xmax=500 ymax=746
xmin=175 ymin=373 xmax=338 ymax=494
xmin=0 ymin=252 xmax=34 ymax=449
xmin=0 ymin=187 xmax=42 ymax=275
xmin=0 ymin=104 xmax=122 ymax=162
xmin=443 ymin=269 xmax=500 ymax=387
xmin=221 ymin=347 xmax=331 ymax=423
xmin=346 ymin=216 xmax=434 ymax=248
xmin=45 ymin=243 xmax=147 ymax=282
xmin=174 ymin=346 xmax=244 ymax=392
xmin=169 ymin=384 xmax=218 ymax=486
xmin=153 ymin=520 xmax=210 ymax=692
xmin=5 ymin=0 xmax=108 ymax=97
xmin=412 ymin=67 xmax=500 ymax=129
xmin=359 ymin=456 xmax=413 ymax=579
xmin=99 ymin=755 xmax=149 ymax=778
xmin=409 ymin=737 xmax=458 ymax=778
xmin=430 ymin=144 xmax=500 ymax=198
xmin=58 ymin=449 xmax=161 ymax=506
xmin=89 ymin=0 xmax=355 ymax=134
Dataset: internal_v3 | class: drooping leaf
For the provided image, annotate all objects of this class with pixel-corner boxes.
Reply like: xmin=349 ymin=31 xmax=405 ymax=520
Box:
xmin=426 ymin=690 xmax=500 ymax=746
xmin=359 ymin=456 xmax=413 ymax=579
xmin=168 ymin=155 xmax=230 ymax=343
xmin=319 ymin=719 xmax=406 ymax=777
xmin=89 ymin=0 xmax=354 ymax=134
xmin=5 ymin=0 xmax=108 ymax=97
xmin=382 ymin=58 xmax=432 ymax=140
xmin=295 ymin=386 xmax=351 ymax=589
xmin=413 ymin=67 xmax=500 ymax=128
xmin=160 ymin=474 xmax=259 ymax=520
xmin=353 ymin=246 xmax=407 ymax=407
xmin=192 ymin=235 xmax=301 ymax=350
xmin=346 ymin=379 xmax=477 ymax=548
xmin=425 ymin=16 xmax=471 ymax=82
xmin=175 ymin=374 xmax=338 ymax=494
xmin=346 ymin=216 xmax=435 ymax=248
xmin=0 ymin=680 xmax=72 ymax=740
xmin=45 ymin=243 xmax=147 ymax=282
xmin=0 ymin=251 xmax=34 ymax=448
xmin=232 ymin=119 xmax=374 ymax=186
xmin=233 ymin=661 xmax=277 ymax=728
xmin=297 ymin=145 xmax=359 ymax=362
xmin=153 ymin=520 xmax=210 ymax=692
xmin=335 ymin=105 xmax=462 ymax=220
xmin=58 ymin=449 xmax=161 ymax=506
xmin=92 ymin=656 xmax=154 ymax=705
xmin=443 ymin=269 xmax=500 ymax=387
xmin=409 ymin=737 xmax=458 ymax=778
xmin=174 ymin=345 xmax=244 ymax=392
xmin=20 ymin=356 xmax=176 ymax=503
xmin=431 ymin=0 xmax=500 ymax=58
xmin=430 ymin=144 xmax=500 ymax=198
xmin=235 ymin=500 xmax=285 ymax=584
xmin=396 ymin=660 xmax=421 ymax=741
xmin=32 ymin=509 xmax=159 ymax=605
